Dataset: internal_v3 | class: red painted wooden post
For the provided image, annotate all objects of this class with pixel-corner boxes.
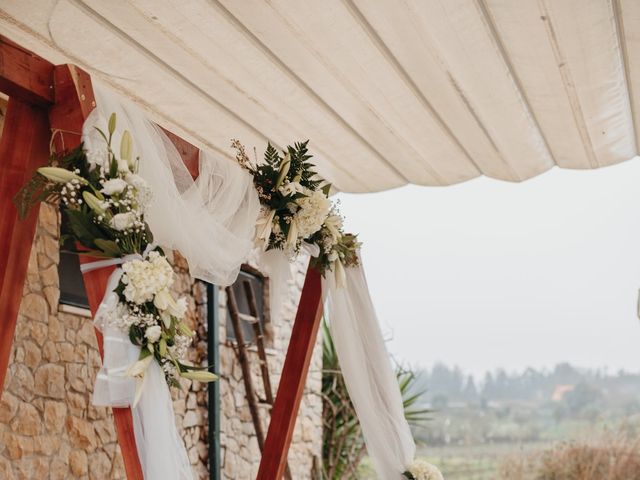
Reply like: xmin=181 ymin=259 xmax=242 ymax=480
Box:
xmin=48 ymin=64 xmax=144 ymax=480
xmin=0 ymin=33 xmax=55 ymax=392
xmin=0 ymin=35 xmax=55 ymax=106
xmin=0 ymin=99 xmax=51 ymax=390
xmin=257 ymin=265 xmax=324 ymax=479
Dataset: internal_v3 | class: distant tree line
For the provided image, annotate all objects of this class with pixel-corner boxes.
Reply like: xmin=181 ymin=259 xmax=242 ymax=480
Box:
xmin=415 ymin=362 xmax=640 ymax=406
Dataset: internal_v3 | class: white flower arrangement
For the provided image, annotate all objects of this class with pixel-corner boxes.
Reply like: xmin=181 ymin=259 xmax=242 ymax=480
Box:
xmin=403 ymin=460 xmax=444 ymax=480
xmin=16 ymin=113 xmax=217 ymax=393
xmin=113 ymin=250 xmax=215 ymax=393
xmin=232 ymin=139 xmax=361 ymax=280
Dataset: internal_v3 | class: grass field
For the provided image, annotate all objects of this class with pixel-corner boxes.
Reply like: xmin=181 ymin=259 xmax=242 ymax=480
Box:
xmin=357 ymin=442 xmax=551 ymax=479
xmin=419 ymin=442 xmax=548 ymax=480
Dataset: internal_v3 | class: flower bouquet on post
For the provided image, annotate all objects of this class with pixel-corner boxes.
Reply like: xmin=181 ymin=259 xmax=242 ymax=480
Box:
xmin=232 ymin=139 xmax=360 ymax=284
xmin=15 ymin=113 xmax=216 ymax=395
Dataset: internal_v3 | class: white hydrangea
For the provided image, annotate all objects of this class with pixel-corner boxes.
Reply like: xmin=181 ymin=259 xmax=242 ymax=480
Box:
xmin=121 ymin=252 xmax=174 ymax=305
xmin=293 ymin=189 xmax=331 ymax=239
xmin=406 ymin=460 xmax=444 ymax=480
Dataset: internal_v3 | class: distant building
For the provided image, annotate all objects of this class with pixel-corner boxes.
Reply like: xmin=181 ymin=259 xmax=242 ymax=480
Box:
xmin=551 ymin=384 xmax=575 ymax=402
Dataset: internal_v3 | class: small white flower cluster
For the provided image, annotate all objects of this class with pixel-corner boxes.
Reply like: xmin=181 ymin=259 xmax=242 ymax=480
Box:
xmin=292 ymin=189 xmax=331 ymax=239
xmin=405 ymin=460 xmax=444 ymax=480
xmin=96 ymin=168 xmax=151 ymax=233
xmin=60 ymin=170 xmax=84 ymax=208
xmin=168 ymin=334 xmax=192 ymax=360
xmin=121 ymin=251 xmax=174 ymax=304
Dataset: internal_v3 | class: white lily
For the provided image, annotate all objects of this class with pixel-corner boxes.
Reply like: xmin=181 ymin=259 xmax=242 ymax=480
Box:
xmin=179 ymin=370 xmax=218 ymax=382
xmin=286 ymin=218 xmax=298 ymax=249
xmin=256 ymin=209 xmax=276 ymax=250
xmin=125 ymin=355 xmax=153 ymax=407
xmin=153 ymin=288 xmax=173 ymax=311
xmin=126 ymin=355 xmax=153 ymax=378
xmin=160 ymin=310 xmax=172 ymax=329
xmin=120 ymin=130 xmax=135 ymax=169
xmin=38 ymin=167 xmax=86 ymax=184
xmin=324 ymin=214 xmax=343 ymax=241
xmin=275 ymin=152 xmax=291 ymax=188
xmin=82 ymin=191 xmax=106 ymax=215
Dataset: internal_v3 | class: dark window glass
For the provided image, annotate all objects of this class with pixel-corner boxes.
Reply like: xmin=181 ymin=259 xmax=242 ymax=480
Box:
xmin=58 ymin=217 xmax=89 ymax=309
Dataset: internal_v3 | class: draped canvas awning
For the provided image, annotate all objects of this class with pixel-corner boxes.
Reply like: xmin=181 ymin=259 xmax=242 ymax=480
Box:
xmin=1 ymin=0 xmax=638 ymax=192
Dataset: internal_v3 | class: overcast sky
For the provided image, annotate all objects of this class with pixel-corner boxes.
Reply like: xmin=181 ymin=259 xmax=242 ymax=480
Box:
xmin=337 ymin=158 xmax=640 ymax=379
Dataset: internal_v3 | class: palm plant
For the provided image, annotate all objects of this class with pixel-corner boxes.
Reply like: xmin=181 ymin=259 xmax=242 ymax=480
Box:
xmin=321 ymin=319 xmax=430 ymax=479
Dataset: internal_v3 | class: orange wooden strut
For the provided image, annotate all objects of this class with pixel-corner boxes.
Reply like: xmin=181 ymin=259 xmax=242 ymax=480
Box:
xmin=257 ymin=265 xmax=324 ymax=479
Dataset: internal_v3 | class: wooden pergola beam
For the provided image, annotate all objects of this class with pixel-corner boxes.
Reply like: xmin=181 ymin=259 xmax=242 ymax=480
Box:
xmin=0 ymin=99 xmax=51 ymax=390
xmin=257 ymin=266 xmax=324 ymax=479
xmin=0 ymin=36 xmax=54 ymax=106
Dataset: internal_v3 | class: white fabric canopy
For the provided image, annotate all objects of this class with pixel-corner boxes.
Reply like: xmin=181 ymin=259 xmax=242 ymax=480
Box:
xmin=2 ymin=0 xmax=639 ymax=192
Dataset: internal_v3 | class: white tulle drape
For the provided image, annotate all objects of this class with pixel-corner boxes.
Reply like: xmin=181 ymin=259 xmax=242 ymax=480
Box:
xmin=89 ymin=262 xmax=193 ymax=479
xmin=82 ymin=83 xmax=260 ymax=480
xmin=323 ymin=261 xmax=416 ymax=479
xmin=83 ymin=83 xmax=260 ymax=286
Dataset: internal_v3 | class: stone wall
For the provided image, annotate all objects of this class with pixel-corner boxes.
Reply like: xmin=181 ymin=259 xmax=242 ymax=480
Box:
xmin=0 ymin=204 xmax=125 ymax=480
xmin=0 ymin=204 xmax=323 ymax=479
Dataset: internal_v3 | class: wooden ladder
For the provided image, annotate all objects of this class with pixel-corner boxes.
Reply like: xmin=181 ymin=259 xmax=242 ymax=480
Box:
xmin=226 ymin=280 xmax=293 ymax=480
